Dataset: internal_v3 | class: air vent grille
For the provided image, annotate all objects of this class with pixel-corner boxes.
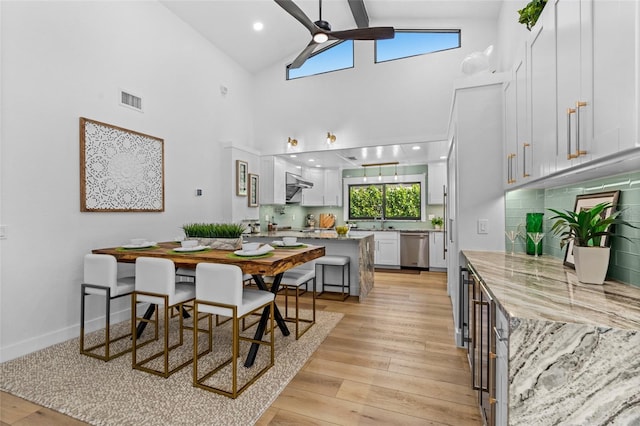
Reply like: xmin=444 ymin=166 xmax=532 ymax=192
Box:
xmin=120 ymin=91 xmax=142 ymax=111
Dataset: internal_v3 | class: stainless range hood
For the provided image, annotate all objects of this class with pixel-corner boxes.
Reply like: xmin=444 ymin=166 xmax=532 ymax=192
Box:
xmin=285 ymin=172 xmax=313 ymax=203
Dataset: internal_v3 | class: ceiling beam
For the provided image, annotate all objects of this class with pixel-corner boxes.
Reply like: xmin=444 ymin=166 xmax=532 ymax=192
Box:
xmin=348 ymin=0 xmax=369 ymax=28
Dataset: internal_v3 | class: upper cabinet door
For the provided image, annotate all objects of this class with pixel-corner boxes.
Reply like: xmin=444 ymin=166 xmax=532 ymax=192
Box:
xmin=301 ymin=167 xmax=325 ymax=206
xmin=555 ymin=0 xmax=592 ymax=171
xmin=324 ymin=169 xmax=343 ymax=206
xmin=589 ymin=0 xmax=639 ymax=154
xmin=528 ymin=8 xmax=557 ymax=178
xmin=427 ymin=162 xmax=446 ymax=204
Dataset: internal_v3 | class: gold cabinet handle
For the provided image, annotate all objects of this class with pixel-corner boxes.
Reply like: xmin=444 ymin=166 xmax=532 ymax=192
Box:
xmin=522 ymin=143 xmax=530 ymax=177
xmin=567 ymin=108 xmax=578 ymax=159
xmin=575 ymin=101 xmax=588 ymax=157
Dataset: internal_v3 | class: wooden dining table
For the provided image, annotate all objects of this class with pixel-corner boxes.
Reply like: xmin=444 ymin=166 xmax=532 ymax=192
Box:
xmin=92 ymin=241 xmax=325 ymax=367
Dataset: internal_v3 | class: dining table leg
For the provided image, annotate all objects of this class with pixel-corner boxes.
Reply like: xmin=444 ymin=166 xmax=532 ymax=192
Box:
xmin=135 ymin=304 xmax=156 ymax=339
xmin=245 ymin=273 xmax=290 ymax=367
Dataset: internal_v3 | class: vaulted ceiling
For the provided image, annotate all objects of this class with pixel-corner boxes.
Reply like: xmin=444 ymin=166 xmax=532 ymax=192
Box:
xmin=161 ymin=0 xmax=504 ymax=74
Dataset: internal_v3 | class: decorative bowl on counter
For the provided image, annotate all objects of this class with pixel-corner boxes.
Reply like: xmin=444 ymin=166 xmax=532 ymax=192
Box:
xmin=335 ymin=225 xmax=349 ymax=236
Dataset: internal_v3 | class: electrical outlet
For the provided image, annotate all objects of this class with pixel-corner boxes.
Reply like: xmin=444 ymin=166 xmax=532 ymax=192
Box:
xmin=478 ymin=219 xmax=489 ymax=234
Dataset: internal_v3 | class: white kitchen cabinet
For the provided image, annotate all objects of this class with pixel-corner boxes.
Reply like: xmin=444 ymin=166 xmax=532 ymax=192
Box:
xmin=447 ymin=75 xmax=506 ymax=347
xmin=260 ymin=156 xmax=289 ymax=205
xmin=301 ymin=167 xmax=325 ymax=206
xmin=302 ymin=167 xmax=343 ymax=206
xmin=524 ymin=0 xmax=639 ymax=177
xmin=323 ymin=168 xmax=343 ymax=206
xmin=427 ymin=162 xmax=446 ymax=204
xmin=429 ymin=231 xmax=446 ymax=270
xmin=373 ymin=231 xmax=399 ymax=267
xmin=528 ymin=9 xmax=557 ymax=178
xmin=504 ymin=50 xmax=532 ymax=189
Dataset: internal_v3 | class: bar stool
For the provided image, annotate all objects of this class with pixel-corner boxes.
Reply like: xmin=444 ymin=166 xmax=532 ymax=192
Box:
xmin=80 ymin=254 xmax=135 ymax=361
xmin=264 ymin=261 xmax=316 ymax=339
xmin=315 ymin=255 xmax=350 ymax=301
xmin=132 ymin=257 xmax=197 ymax=378
xmin=193 ymin=263 xmax=274 ymax=398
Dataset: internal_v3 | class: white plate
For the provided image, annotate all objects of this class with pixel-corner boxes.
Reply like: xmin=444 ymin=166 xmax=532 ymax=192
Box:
xmin=121 ymin=242 xmax=156 ymax=249
xmin=234 ymin=249 xmax=272 ymax=256
xmin=174 ymin=245 xmax=208 ymax=252
xmin=272 ymin=241 xmax=303 ymax=247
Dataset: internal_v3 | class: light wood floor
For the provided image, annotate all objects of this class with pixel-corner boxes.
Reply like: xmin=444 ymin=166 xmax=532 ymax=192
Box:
xmin=1 ymin=270 xmax=481 ymax=426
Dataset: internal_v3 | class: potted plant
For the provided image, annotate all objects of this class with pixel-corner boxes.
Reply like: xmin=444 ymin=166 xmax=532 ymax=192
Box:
xmin=182 ymin=222 xmax=246 ymax=250
xmin=518 ymin=0 xmax=547 ymax=31
xmin=548 ymin=202 xmax=636 ymax=284
xmin=431 ymin=216 xmax=444 ymax=230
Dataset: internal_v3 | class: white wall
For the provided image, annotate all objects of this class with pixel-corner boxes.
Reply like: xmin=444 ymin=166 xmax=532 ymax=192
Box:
xmin=0 ymin=1 xmax=254 ymax=361
xmin=496 ymin=0 xmax=531 ymax=72
xmin=253 ymin=18 xmax=498 ymax=156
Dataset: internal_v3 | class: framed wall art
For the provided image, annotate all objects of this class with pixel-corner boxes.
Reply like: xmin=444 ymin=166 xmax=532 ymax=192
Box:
xmin=80 ymin=117 xmax=164 ymax=212
xmin=248 ymin=173 xmax=259 ymax=207
xmin=563 ymin=190 xmax=620 ymax=268
xmin=236 ymin=160 xmax=248 ymax=196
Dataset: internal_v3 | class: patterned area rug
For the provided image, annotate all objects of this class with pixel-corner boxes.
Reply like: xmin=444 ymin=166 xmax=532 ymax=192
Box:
xmin=0 ymin=309 xmax=342 ymax=425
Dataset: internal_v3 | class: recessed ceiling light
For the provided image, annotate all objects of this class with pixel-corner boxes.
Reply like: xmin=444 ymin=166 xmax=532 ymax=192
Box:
xmin=253 ymin=22 xmax=264 ymax=31
xmin=440 ymin=155 xmax=447 ymax=159
xmin=289 ymin=154 xmax=297 ymax=158
xmin=412 ymin=146 xmax=421 ymax=150
xmin=315 ymin=164 xmax=322 ymax=167
xmin=308 ymin=158 xmax=315 ymax=162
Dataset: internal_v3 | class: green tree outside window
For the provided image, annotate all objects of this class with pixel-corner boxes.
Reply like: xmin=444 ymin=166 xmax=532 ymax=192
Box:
xmin=349 ymin=182 xmax=421 ymax=220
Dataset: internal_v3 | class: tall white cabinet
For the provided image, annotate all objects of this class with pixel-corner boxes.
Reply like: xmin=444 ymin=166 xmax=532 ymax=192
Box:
xmin=447 ymin=75 xmax=507 ymax=347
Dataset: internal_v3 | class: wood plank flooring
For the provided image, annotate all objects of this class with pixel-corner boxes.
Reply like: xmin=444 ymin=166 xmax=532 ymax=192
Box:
xmin=1 ymin=270 xmax=481 ymax=426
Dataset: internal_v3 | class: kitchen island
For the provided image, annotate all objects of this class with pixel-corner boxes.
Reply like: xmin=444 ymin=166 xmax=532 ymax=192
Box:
xmin=245 ymin=230 xmax=375 ymax=301
xmin=463 ymin=250 xmax=640 ymax=425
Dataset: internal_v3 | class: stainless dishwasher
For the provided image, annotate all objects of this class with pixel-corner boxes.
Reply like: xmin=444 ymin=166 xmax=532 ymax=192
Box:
xmin=400 ymin=233 xmax=429 ymax=268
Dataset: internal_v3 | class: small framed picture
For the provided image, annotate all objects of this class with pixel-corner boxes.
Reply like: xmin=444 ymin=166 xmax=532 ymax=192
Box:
xmin=563 ymin=190 xmax=620 ymax=268
xmin=236 ymin=160 xmax=248 ymax=196
xmin=248 ymin=174 xmax=259 ymax=207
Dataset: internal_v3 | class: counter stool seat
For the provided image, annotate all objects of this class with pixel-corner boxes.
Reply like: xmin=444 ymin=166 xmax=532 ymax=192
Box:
xmin=315 ymin=255 xmax=350 ymax=301
xmin=264 ymin=262 xmax=316 ymax=339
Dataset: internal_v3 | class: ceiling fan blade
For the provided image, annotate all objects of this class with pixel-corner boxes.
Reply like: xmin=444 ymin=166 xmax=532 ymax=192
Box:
xmin=289 ymin=41 xmax=318 ymax=69
xmin=329 ymin=26 xmax=395 ymax=41
xmin=347 ymin=0 xmax=369 ymax=28
xmin=274 ymin=0 xmax=317 ymax=34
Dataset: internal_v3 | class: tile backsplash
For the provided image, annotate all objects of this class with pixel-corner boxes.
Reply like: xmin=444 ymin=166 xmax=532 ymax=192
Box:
xmin=506 ymin=171 xmax=640 ymax=287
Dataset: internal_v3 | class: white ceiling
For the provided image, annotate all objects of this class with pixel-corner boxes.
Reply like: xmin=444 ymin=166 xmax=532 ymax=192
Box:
xmin=279 ymin=140 xmax=449 ymax=169
xmin=160 ymin=0 xmax=504 ymax=74
xmin=159 ymin=0 xmax=503 ymax=168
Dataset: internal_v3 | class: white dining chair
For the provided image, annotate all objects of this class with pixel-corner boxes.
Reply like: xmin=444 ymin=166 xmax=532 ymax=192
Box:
xmin=132 ymin=257 xmax=199 ymax=378
xmin=193 ymin=263 xmax=274 ymax=398
xmin=80 ymin=254 xmax=135 ymax=361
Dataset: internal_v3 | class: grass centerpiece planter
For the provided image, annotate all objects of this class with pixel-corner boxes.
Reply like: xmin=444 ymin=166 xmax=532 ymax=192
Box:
xmin=182 ymin=223 xmax=246 ymax=250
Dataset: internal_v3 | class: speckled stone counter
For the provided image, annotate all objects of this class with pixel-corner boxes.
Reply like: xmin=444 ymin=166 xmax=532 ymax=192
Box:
xmin=245 ymin=231 xmax=375 ymax=302
xmin=463 ymin=250 xmax=640 ymax=425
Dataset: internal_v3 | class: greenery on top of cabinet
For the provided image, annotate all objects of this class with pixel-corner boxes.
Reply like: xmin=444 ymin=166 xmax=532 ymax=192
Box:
xmin=518 ymin=0 xmax=547 ymax=31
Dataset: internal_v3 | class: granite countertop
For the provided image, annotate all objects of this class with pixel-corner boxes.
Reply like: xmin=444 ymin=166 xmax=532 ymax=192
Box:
xmin=245 ymin=230 xmax=373 ymax=240
xmin=463 ymin=250 xmax=640 ymax=330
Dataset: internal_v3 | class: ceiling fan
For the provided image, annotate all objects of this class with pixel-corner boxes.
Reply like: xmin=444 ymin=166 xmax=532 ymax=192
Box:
xmin=275 ymin=0 xmax=395 ymax=69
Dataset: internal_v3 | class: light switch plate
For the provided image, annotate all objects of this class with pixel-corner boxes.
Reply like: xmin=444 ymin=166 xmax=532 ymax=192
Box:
xmin=478 ymin=219 xmax=488 ymax=234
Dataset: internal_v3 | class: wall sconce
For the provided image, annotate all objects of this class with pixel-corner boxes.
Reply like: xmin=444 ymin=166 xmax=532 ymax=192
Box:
xmin=287 ymin=137 xmax=298 ymax=148
xmin=326 ymin=132 xmax=336 ymax=145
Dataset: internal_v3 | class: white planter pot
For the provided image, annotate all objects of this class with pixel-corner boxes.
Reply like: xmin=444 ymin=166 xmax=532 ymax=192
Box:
xmin=573 ymin=246 xmax=611 ymax=285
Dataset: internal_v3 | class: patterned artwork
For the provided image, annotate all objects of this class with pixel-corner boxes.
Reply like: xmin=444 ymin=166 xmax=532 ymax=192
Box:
xmin=80 ymin=117 xmax=164 ymax=212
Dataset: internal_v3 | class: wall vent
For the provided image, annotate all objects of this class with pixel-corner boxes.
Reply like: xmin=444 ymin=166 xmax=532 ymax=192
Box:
xmin=120 ymin=90 xmax=143 ymax=112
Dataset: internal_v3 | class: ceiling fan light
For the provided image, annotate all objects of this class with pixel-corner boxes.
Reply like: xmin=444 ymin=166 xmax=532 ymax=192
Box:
xmin=313 ymin=32 xmax=329 ymax=43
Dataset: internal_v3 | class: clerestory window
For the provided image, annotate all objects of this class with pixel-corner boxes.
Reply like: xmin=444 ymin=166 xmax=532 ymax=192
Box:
xmin=286 ymin=40 xmax=354 ymax=80
xmin=375 ymin=30 xmax=461 ymax=63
